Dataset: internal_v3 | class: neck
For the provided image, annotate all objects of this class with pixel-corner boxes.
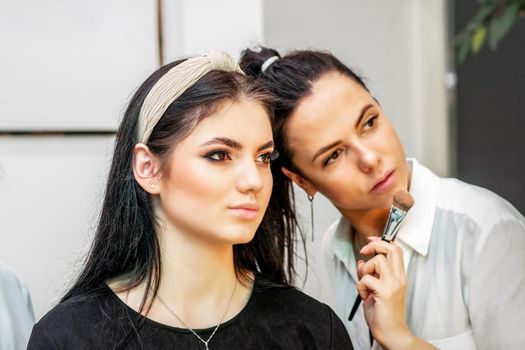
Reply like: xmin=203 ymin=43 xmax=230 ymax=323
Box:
xmin=341 ymin=160 xmax=413 ymax=240
xmin=341 ymin=207 xmax=390 ymax=239
xmin=157 ymin=223 xmax=238 ymax=304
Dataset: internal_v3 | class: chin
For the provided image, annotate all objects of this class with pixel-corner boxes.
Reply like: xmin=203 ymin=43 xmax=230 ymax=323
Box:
xmin=220 ymin=224 xmax=258 ymax=245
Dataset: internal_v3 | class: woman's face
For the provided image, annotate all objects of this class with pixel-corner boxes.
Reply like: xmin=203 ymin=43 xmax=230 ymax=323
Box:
xmin=155 ymin=98 xmax=274 ymax=245
xmin=285 ymin=72 xmax=409 ymax=212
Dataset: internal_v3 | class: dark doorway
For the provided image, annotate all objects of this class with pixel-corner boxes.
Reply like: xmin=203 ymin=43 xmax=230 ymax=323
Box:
xmin=454 ymin=1 xmax=525 ymax=214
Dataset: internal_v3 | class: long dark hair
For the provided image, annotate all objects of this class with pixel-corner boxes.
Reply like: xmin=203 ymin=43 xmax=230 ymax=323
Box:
xmin=62 ymin=58 xmax=298 ymax=313
xmin=239 ymin=47 xmax=369 ymax=252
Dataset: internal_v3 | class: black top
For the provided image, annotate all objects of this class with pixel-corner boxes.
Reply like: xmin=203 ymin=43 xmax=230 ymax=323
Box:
xmin=28 ymin=274 xmax=353 ymax=349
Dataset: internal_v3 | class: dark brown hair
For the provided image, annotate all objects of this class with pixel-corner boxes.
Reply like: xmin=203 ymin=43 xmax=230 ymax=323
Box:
xmin=240 ymin=47 xmax=369 ymax=267
xmin=241 ymin=47 xmax=368 ymax=172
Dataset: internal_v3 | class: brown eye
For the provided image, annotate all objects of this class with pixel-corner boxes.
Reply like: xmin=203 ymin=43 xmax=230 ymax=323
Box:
xmin=205 ymin=150 xmax=231 ymax=161
xmin=363 ymin=115 xmax=378 ymax=131
xmin=256 ymin=152 xmax=272 ymax=164
xmin=323 ymin=150 xmax=342 ymax=167
xmin=257 ymin=150 xmax=278 ymax=165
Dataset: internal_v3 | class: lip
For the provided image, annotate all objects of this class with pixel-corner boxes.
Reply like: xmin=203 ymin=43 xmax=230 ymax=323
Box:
xmin=370 ymin=169 xmax=396 ymax=193
xmin=228 ymin=203 xmax=259 ymax=219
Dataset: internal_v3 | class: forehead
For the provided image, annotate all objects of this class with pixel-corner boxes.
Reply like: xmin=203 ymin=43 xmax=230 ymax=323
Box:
xmin=182 ymin=98 xmax=272 ymax=145
xmin=286 ymin=72 xmax=373 ymax=155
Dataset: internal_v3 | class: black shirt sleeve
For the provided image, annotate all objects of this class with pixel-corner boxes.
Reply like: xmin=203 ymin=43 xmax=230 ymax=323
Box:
xmin=327 ymin=305 xmax=354 ymax=350
xmin=27 ymin=322 xmax=58 ymax=350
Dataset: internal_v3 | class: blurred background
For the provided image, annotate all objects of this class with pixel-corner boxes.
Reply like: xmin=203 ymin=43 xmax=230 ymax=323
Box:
xmin=1 ymin=0 xmax=523 ymax=319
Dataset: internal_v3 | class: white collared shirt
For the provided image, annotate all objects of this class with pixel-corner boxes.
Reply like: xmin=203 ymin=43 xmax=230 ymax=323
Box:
xmin=321 ymin=159 xmax=525 ymax=350
xmin=0 ymin=263 xmax=35 ymax=350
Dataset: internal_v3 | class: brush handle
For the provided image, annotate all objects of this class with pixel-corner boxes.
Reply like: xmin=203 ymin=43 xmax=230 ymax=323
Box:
xmin=349 ymin=205 xmax=408 ymax=321
xmin=381 ymin=205 xmax=408 ymax=242
xmin=348 ymin=294 xmax=362 ymax=321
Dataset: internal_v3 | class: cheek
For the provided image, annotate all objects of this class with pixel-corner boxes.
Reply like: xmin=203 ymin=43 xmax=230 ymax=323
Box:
xmin=163 ymin=160 xmax=229 ymax=205
xmin=309 ymin=161 xmax=372 ymax=208
xmin=310 ymin=167 xmax=358 ymax=203
xmin=380 ymin=124 xmax=405 ymax=156
xmin=260 ymin=169 xmax=273 ymax=204
xmin=321 ymin=180 xmax=358 ymax=206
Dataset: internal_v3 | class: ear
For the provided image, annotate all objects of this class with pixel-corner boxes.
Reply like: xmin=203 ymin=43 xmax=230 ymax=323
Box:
xmin=132 ymin=143 xmax=162 ymax=194
xmin=281 ymin=167 xmax=317 ymax=197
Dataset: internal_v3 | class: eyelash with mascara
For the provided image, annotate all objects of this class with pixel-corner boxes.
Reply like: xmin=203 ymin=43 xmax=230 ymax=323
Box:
xmin=204 ymin=149 xmax=278 ymax=164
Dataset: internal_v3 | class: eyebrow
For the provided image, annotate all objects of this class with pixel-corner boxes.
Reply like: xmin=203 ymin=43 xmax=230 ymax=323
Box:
xmin=257 ymin=140 xmax=274 ymax=151
xmin=355 ymin=104 xmax=375 ymax=128
xmin=201 ymin=137 xmax=242 ymax=150
xmin=200 ymin=137 xmax=274 ymax=152
xmin=311 ymin=103 xmax=375 ymax=163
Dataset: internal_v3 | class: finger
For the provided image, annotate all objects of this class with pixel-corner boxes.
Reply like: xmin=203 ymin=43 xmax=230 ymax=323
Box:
xmin=360 ymin=254 xmax=390 ymax=278
xmin=360 ymin=239 xmax=395 ymax=257
xmin=357 ymin=274 xmax=380 ymax=300
xmin=357 ymin=259 xmax=365 ymax=280
xmin=360 ymin=240 xmax=405 ymax=273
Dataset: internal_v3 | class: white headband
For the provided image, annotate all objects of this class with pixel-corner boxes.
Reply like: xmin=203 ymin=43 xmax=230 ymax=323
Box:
xmin=137 ymin=50 xmax=244 ymax=144
xmin=261 ymin=56 xmax=279 ymax=73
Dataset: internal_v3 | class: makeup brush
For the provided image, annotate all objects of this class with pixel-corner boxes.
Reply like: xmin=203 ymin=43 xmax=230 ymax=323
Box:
xmin=348 ymin=189 xmax=415 ymax=321
xmin=381 ymin=190 xmax=415 ymax=242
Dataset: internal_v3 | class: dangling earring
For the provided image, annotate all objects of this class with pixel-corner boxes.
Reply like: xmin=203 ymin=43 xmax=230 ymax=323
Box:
xmin=308 ymin=194 xmax=315 ymax=241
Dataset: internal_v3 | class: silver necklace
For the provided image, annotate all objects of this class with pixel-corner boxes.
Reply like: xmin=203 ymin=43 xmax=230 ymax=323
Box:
xmin=155 ymin=279 xmax=238 ymax=350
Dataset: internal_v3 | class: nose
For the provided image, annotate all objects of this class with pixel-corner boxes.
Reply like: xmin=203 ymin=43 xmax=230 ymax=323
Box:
xmin=237 ymin=159 xmax=264 ymax=194
xmin=353 ymin=140 xmax=379 ymax=173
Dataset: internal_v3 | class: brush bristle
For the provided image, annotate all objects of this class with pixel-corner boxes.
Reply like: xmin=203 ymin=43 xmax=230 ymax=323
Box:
xmin=393 ymin=190 xmax=414 ymax=212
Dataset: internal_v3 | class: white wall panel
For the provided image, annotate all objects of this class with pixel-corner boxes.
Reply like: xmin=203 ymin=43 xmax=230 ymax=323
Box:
xmin=163 ymin=0 xmax=264 ymax=61
xmin=0 ymin=136 xmax=114 ymax=317
xmin=0 ymin=0 xmax=158 ymax=130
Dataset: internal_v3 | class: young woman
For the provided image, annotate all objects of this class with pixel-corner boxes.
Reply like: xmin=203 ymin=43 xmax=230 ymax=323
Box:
xmin=240 ymin=47 xmax=525 ymax=350
xmin=27 ymin=51 xmax=353 ymax=349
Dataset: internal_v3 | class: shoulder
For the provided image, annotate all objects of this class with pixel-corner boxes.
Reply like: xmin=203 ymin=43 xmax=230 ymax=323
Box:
xmin=437 ymin=177 xmax=525 ymax=232
xmin=252 ymin=276 xmax=339 ymax=324
xmin=258 ymin=283 xmax=328 ymax=310
xmin=0 ymin=262 xmax=32 ymax=307
xmin=28 ymin=287 xmax=132 ymax=349
xmin=249 ymin=279 xmax=352 ymax=349
xmin=411 ymin=157 xmax=524 ymax=231
xmin=30 ymin=293 xmax=102 ymax=341
xmin=0 ymin=262 xmax=27 ymax=291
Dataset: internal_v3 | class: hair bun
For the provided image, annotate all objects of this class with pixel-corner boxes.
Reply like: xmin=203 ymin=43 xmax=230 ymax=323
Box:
xmin=240 ymin=46 xmax=281 ymax=77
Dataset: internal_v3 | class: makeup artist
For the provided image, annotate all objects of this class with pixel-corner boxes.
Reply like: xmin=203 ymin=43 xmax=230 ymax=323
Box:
xmin=241 ymin=47 xmax=525 ymax=350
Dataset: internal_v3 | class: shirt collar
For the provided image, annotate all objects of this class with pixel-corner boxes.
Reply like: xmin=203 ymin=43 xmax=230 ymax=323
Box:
xmin=393 ymin=158 xmax=438 ymax=256
xmin=331 ymin=158 xmax=438 ymax=263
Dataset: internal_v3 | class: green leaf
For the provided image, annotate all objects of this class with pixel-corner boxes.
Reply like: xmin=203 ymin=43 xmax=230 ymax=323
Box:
xmin=458 ymin=33 xmax=471 ymax=64
xmin=471 ymin=25 xmax=487 ymax=53
xmin=466 ymin=5 xmax=495 ymax=31
xmin=488 ymin=1 xmax=520 ymax=50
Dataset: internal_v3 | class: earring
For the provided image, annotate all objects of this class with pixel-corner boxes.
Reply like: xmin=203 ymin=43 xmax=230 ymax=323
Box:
xmin=308 ymin=194 xmax=315 ymax=242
